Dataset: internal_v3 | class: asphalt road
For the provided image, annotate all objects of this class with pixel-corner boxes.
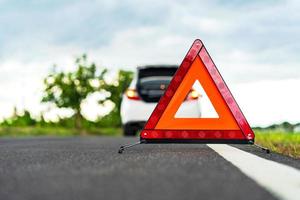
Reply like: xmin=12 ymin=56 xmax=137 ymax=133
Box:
xmin=0 ymin=137 xmax=299 ymax=200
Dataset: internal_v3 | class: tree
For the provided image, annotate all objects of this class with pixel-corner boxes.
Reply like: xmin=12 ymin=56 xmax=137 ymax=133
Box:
xmin=1 ymin=107 xmax=36 ymax=127
xmin=99 ymin=70 xmax=133 ymax=126
xmin=42 ymin=55 xmax=107 ymax=130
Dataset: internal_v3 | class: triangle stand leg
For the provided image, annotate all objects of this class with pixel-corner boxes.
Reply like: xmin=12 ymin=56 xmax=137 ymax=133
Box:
xmin=118 ymin=140 xmax=145 ymax=154
xmin=249 ymin=141 xmax=270 ymax=154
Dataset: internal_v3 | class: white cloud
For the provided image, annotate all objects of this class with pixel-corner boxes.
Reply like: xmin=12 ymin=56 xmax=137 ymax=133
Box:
xmin=232 ymin=79 xmax=300 ymax=127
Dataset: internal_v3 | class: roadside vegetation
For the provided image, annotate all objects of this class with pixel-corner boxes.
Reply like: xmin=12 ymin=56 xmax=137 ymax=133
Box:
xmin=255 ymin=131 xmax=300 ymax=159
xmin=0 ymin=54 xmax=299 ymax=159
xmin=0 ymin=126 xmax=122 ymax=138
xmin=0 ymin=54 xmax=132 ymax=136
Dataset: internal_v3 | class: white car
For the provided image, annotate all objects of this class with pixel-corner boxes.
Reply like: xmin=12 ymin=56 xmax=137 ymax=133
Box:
xmin=120 ymin=65 xmax=201 ymax=136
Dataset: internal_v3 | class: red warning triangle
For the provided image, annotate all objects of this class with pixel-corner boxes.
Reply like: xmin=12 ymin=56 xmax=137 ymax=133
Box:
xmin=140 ymin=39 xmax=254 ymax=143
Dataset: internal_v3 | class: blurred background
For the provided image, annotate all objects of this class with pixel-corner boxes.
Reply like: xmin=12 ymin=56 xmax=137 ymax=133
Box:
xmin=0 ymin=0 xmax=299 ymax=157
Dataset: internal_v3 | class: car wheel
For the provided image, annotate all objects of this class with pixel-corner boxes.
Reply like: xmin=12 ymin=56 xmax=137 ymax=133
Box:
xmin=123 ymin=124 xmax=137 ymax=136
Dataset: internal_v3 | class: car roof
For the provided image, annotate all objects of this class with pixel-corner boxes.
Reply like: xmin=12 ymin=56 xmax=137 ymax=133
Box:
xmin=137 ymin=65 xmax=178 ymax=70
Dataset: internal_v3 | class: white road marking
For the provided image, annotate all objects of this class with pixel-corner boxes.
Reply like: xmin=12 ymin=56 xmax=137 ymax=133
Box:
xmin=208 ymin=144 xmax=300 ymax=200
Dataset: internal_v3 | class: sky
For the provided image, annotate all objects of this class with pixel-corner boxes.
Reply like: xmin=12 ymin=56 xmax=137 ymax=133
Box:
xmin=0 ymin=0 xmax=299 ymax=126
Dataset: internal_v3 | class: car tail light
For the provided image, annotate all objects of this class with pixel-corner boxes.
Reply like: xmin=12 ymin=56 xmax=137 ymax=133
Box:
xmin=125 ymin=89 xmax=141 ymax=100
xmin=186 ymin=89 xmax=200 ymax=100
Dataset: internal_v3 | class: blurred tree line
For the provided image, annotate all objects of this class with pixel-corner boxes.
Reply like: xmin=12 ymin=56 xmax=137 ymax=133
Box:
xmin=0 ymin=55 xmax=133 ymax=131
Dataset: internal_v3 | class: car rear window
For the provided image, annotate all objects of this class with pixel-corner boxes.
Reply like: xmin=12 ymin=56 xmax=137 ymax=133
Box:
xmin=137 ymin=76 xmax=172 ymax=102
xmin=138 ymin=67 xmax=177 ymax=79
xmin=136 ymin=66 xmax=178 ymax=102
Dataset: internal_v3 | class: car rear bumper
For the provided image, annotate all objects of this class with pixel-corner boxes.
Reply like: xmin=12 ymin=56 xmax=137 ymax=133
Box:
xmin=121 ymin=95 xmax=201 ymax=125
xmin=121 ymin=96 xmax=156 ymax=124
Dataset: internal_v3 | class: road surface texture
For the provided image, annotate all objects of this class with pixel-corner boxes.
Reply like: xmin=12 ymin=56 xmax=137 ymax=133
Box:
xmin=0 ymin=137 xmax=299 ymax=200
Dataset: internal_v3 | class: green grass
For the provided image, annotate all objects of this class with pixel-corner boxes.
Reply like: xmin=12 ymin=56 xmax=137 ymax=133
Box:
xmin=0 ymin=126 xmax=122 ymax=138
xmin=255 ymin=131 xmax=300 ymax=158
